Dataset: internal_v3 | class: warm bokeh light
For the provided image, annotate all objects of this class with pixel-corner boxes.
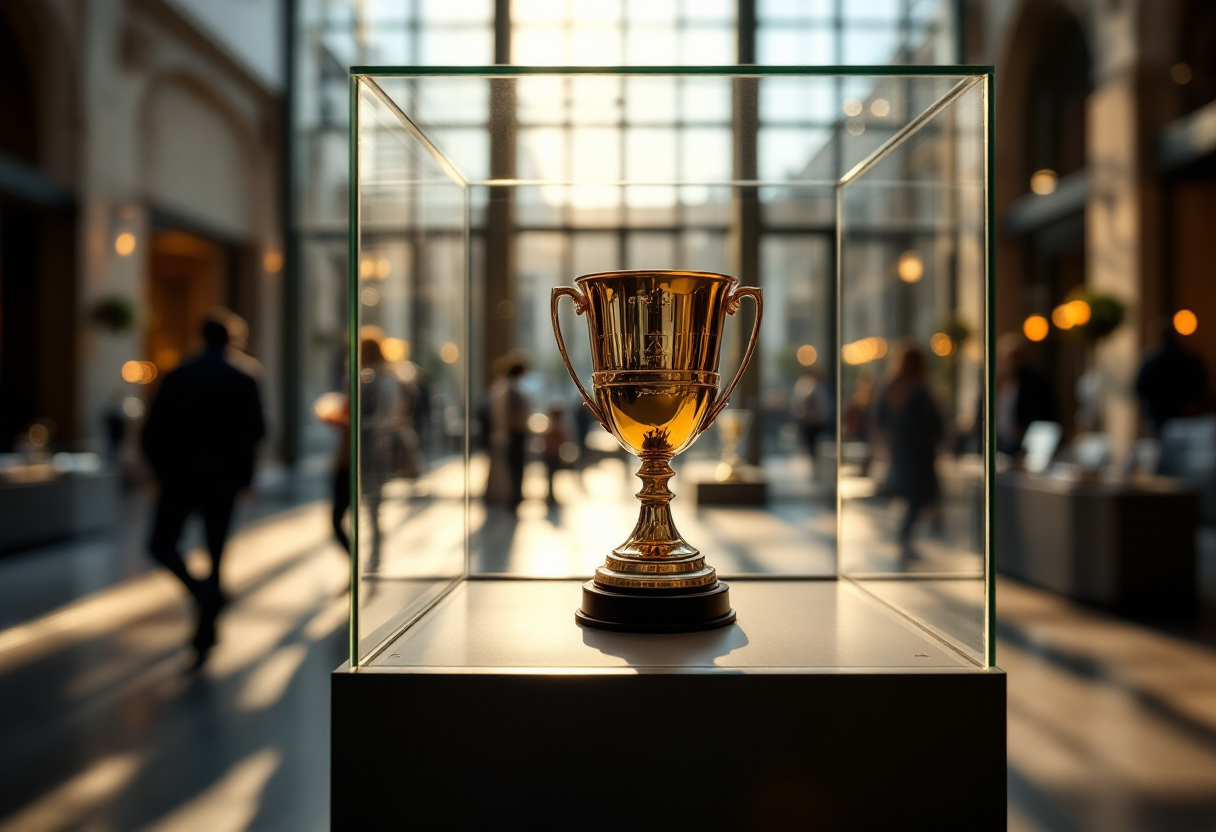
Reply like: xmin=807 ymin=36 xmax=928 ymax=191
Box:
xmin=361 ymin=287 xmax=379 ymax=307
xmin=313 ymin=391 xmax=345 ymax=421
xmin=360 ymin=255 xmax=391 ymax=280
xmin=380 ymin=337 xmax=407 ymax=362
xmin=1174 ymin=309 xmax=1198 ymax=336
xmin=1068 ymin=299 xmax=1091 ymax=325
xmin=842 ymin=337 xmax=887 ymax=365
xmin=796 ymin=345 xmax=817 ymax=366
xmin=1172 ymin=63 xmax=1193 ymax=85
xmin=1053 ymin=299 xmax=1092 ymax=330
xmin=138 ymin=361 xmax=157 ymax=384
xmin=870 ymin=98 xmax=890 ymax=117
xmin=842 ymin=98 xmax=862 ymax=117
xmin=1023 ymin=315 xmax=1049 ymax=342
xmin=897 ymin=251 xmax=923 ymax=283
xmin=527 ymin=413 xmax=550 ymax=434
xmin=440 ymin=342 xmax=460 ymax=364
xmin=154 ymin=348 xmax=181 ymax=370
xmin=929 ymin=332 xmax=954 ymax=356
xmin=114 ymin=232 xmax=136 ymax=256
xmin=1030 ymin=169 xmax=1058 ymax=195
xmin=263 ymin=251 xmax=283 ymax=273
xmin=359 ymin=325 xmax=385 ymax=344
xmin=121 ymin=361 xmax=143 ymax=383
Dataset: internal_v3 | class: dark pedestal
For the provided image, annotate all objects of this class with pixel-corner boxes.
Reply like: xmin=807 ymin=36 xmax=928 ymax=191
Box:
xmin=332 ymin=580 xmax=1006 ymax=832
xmin=694 ymin=478 xmax=768 ymax=505
xmin=996 ymin=471 xmax=1199 ymax=613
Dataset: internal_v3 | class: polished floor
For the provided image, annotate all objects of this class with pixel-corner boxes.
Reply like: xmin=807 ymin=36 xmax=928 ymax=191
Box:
xmin=1 ymin=458 xmax=1215 ymax=830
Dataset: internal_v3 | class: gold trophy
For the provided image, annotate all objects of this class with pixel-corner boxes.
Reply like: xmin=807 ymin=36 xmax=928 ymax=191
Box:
xmin=552 ymin=270 xmax=762 ymax=632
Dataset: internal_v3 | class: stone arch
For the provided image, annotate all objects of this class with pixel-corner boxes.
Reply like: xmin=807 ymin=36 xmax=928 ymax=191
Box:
xmin=139 ymin=71 xmax=258 ymax=239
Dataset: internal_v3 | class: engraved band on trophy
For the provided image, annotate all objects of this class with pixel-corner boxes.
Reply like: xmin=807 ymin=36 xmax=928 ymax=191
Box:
xmin=551 ymin=270 xmax=763 ymax=632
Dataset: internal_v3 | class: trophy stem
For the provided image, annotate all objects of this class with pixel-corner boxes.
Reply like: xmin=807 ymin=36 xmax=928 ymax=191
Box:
xmin=612 ymin=454 xmax=698 ymax=562
xmin=580 ymin=450 xmax=734 ymax=630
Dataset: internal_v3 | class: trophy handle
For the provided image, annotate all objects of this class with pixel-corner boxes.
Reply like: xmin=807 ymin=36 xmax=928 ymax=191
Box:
xmin=551 ymin=287 xmax=608 ymax=429
xmin=706 ymin=285 xmax=763 ymax=428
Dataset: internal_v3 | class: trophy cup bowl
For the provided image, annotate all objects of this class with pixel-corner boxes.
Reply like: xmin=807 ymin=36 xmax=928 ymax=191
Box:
xmin=552 ymin=270 xmax=762 ymax=632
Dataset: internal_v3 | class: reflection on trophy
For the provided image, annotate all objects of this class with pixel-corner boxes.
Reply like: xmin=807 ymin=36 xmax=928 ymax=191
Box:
xmin=552 ymin=270 xmax=762 ymax=632
xmin=714 ymin=409 xmax=752 ymax=483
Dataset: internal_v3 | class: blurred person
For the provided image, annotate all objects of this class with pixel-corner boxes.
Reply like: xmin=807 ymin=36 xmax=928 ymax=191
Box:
xmin=141 ymin=316 xmax=265 ymax=667
xmin=1136 ymin=318 xmax=1209 ymax=437
xmin=995 ymin=332 xmax=1057 ymax=456
xmin=102 ymin=391 xmax=127 ymax=463
xmin=876 ymin=346 xmax=943 ymax=545
xmin=222 ymin=309 xmax=264 ymax=382
xmin=792 ymin=367 xmax=829 ymax=470
xmin=387 ymin=356 xmax=425 ymax=483
xmin=846 ymin=370 xmax=877 ymax=477
xmin=315 ymin=391 xmax=351 ymax=553
xmin=542 ymin=404 xmax=572 ymax=505
xmin=485 ymin=354 xmax=531 ymax=511
xmin=845 ymin=372 xmax=875 ymax=442
xmin=359 ymin=337 xmax=411 ymax=569
xmin=408 ymin=361 xmax=434 ymax=453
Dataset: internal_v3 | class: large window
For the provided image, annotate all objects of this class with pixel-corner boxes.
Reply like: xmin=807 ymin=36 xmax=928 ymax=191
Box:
xmin=291 ymin=0 xmax=954 ymax=457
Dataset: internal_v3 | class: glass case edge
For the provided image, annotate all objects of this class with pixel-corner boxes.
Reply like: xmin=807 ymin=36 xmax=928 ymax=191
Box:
xmin=348 ymin=74 xmax=361 ymax=669
xmin=838 ymin=75 xmax=982 ymax=188
xmin=359 ymin=76 xmax=471 ymax=188
xmin=349 ymin=65 xmax=996 ymax=78
xmin=835 ymin=175 xmax=843 ymax=581
xmin=984 ymin=70 xmax=997 ymax=671
xmin=462 ymin=185 xmax=472 ymax=582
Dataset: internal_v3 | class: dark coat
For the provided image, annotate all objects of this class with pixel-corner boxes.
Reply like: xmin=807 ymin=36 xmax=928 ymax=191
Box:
xmin=141 ymin=349 xmax=266 ymax=488
xmin=1136 ymin=343 xmax=1208 ymax=435
xmin=879 ymin=382 xmax=943 ymax=503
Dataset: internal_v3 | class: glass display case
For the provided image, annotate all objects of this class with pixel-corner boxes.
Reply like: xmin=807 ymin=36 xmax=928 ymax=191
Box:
xmin=336 ymin=65 xmax=1002 ymax=830
xmin=347 ymin=64 xmax=992 ymax=668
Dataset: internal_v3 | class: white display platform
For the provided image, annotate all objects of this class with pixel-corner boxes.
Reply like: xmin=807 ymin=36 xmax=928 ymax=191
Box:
xmin=367 ymin=579 xmax=974 ymax=671
xmin=333 ymin=579 xmax=1006 ymax=831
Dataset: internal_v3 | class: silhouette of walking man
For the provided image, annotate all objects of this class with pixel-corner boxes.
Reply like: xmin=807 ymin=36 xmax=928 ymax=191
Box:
xmin=142 ymin=316 xmax=265 ymax=667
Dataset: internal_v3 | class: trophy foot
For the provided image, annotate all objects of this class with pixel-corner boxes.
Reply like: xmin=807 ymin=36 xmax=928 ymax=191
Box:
xmin=576 ymin=580 xmax=736 ymax=633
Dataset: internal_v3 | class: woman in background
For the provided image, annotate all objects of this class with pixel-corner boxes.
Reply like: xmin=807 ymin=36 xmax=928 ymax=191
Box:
xmin=877 ymin=346 xmax=943 ymax=546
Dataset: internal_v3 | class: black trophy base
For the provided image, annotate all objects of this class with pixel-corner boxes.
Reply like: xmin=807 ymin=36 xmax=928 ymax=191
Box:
xmin=575 ymin=580 xmax=736 ymax=633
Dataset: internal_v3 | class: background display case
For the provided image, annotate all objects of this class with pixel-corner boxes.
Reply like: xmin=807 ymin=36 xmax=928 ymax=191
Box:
xmin=335 ymin=66 xmax=1002 ymax=831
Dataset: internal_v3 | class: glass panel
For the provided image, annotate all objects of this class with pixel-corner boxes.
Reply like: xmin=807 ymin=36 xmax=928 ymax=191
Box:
xmin=760 ymin=233 xmax=834 ymax=494
xmin=354 ymin=80 xmax=469 ymax=663
xmin=837 ymin=78 xmax=988 ymax=665
xmin=351 ymin=67 xmax=990 ymax=671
